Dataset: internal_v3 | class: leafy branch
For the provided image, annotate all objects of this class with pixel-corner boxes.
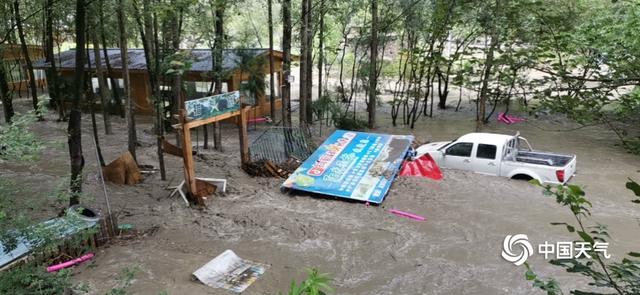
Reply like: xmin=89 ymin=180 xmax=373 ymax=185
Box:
xmin=524 ymin=179 xmax=640 ymax=295
xmin=0 ymin=105 xmax=45 ymax=163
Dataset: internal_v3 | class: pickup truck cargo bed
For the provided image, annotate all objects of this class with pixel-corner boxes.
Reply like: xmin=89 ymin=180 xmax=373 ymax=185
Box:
xmin=515 ymin=151 xmax=574 ymax=167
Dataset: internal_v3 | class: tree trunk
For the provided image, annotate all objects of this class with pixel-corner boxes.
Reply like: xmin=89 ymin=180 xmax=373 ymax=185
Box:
xmin=281 ymin=0 xmax=292 ymax=127
xmin=205 ymin=2 xmax=220 ymax=149
xmin=299 ymin=0 xmax=308 ymax=127
xmin=101 ymin=43 xmax=123 ymax=117
xmin=118 ymin=0 xmax=137 ymax=161
xmin=45 ymin=0 xmax=65 ymax=121
xmin=317 ymin=0 xmax=324 ymax=100
xmin=14 ymin=0 xmax=41 ymax=119
xmin=86 ymin=45 xmax=106 ymax=167
xmin=89 ymin=91 xmax=105 ymax=166
xmin=477 ymin=0 xmax=502 ymax=131
xmin=478 ymin=35 xmax=498 ymax=131
xmin=213 ymin=10 xmax=223 ymax=96
xmin=168 ymin=4 xmax=184 ymax=146
xmin=344 ymin=33 xmax=361 ymax=115
xmin=151 ymin=3 xmax=166 ymax=180
xmin=268 ymin=0 xmax=276 ymax=120
xmin=7 ymin=12 xmax=18 ymax=44
xmin=172 ymin=76 xmax=182 ymax=147
xmin=170 ymin=7 xmax=182 ymax=148
xmin=437 ymin=69 xmax=449 ymax=109
xmin=69 ymin=0 xmax=87 ymax=206
xmin=100 ymin=3 xmax=124 ymax=118
xmin=133 ymin=0 xmax=166 ymax=179
xmin=338 ymin=29 xmax=349 ymax=102
xmin=92 ymin=21 xmax=112 ymax=135
xmin=368 ymin=0 xmax=378 ymax=129
xmin=305 ymin=0 xmax=313 ymax=123
xmin=429 ymin=77 xmax=434 ymax=117
xmin=213 ymin=3 xmax=224 ymax=150
xmin=0 ymin=62 xmax=13 ymax=123
xmin=455 ymin=84 xmax=462 ymax=112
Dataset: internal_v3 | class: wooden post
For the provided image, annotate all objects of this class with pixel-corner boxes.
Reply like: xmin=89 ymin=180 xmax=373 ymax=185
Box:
xmin=239 ymin=105 xmax=250 ymax=165
xmin=179 ymin=110 xmax=197 ymax=199
xmin=278 ymin=70 xmax=283 ymax=97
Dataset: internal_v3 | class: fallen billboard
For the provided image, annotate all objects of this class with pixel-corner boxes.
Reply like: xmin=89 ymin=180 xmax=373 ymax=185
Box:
xmin=282 ymin=130 xmax=413 ymax=204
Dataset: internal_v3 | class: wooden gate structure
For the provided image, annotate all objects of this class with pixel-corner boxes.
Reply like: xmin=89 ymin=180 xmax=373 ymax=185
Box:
xmin=176 ymin=91 xmax=250 ymax=205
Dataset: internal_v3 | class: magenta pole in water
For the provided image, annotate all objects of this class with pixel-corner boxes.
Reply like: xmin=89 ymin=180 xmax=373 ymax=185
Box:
xmin=46 ymin=253 xmax=95 ymax=272
xmin=389 ymin=209 xmax=426 ymax=221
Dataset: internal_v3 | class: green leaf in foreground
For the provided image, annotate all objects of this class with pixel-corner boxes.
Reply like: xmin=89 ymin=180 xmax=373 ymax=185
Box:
xmin=626 ymin=179 xmax=640 ymax=197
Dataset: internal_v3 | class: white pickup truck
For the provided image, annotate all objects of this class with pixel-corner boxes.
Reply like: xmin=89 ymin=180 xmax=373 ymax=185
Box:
xmin=414 ymin=132 xmax=576 ymax=184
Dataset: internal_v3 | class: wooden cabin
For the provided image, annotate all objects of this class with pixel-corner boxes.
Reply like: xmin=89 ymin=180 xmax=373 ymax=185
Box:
xmin=0 ymin=44 xmax=46 ymax=92
xmin=33 ymin=48 xmax=289 ymax=118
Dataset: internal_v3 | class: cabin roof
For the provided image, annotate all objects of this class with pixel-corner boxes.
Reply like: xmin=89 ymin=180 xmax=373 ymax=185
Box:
xmin=33 ymin=48 xmax=281 ymax=73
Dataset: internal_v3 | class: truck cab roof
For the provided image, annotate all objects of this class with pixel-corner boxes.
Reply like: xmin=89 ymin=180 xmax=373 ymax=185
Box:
xmin=456 ymin=133 xmax=514 ymax=145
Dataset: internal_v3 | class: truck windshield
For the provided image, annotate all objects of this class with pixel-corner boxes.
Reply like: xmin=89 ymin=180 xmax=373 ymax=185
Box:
xmin=438 ymin=137 xmax=459 ymax=151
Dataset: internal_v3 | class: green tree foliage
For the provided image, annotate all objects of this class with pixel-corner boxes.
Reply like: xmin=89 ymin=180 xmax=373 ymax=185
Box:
xmin=4 ymin=0 xmax=639 ymax=150
xmin=524 ymin=178 xmax=640 ymax=294
xmin=0 ymin=106 xmax=89 ymax=293
xmin=0 ymin=106 xmax=43 ymax=162
xmin=236 ymin=49 xmax=266 ymax=105
xmin=525 ymin=0 xmax=640 ymax=152
xmin=1 ymin=106 xmax=49 ymax=243
xmin=0 ymin=105 xmax=137 ymax=295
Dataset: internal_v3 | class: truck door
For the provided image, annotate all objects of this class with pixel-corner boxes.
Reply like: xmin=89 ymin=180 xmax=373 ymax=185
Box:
xmin=443 ymin=142 xmax=474 ymax=171
xmin=473 ymin=143 xmax=499 ymax=175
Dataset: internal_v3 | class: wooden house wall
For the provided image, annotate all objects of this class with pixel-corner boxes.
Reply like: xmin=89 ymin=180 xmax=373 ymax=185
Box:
xmin=0 ymin=45 xmax=47 ymax=92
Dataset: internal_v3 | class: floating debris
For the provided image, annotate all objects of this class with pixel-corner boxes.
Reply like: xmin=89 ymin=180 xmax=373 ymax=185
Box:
xmin=243 ymin=158 xmax=301 ymax=178
xmin=249 ymin=126 xmax=315 ymax=165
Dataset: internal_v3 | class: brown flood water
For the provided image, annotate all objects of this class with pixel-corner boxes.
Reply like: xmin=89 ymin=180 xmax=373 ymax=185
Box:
xmin=2 ymin=99 xmax=639 ymax=294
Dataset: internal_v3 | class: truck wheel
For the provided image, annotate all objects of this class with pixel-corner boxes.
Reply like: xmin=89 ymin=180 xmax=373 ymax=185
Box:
xmin=511 ymin=174 xmax=533 ymax=181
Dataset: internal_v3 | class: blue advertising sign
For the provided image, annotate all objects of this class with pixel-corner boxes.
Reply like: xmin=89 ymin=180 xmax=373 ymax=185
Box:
xmin=282 ymin=130 xmax=413 ymax=204
xmin=185 ymin=91 xmax=240 ymax=121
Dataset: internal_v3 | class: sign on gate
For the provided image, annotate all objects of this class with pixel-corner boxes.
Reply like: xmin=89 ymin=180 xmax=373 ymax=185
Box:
xmin=185 ymin=91 xmax=241 ymax=121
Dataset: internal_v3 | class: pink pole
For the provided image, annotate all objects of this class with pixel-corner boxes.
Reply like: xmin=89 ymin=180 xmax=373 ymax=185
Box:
xmin=46 ymin=253 xmax=95 ymax=272
xmin=389 ymin=209 xmax=426 ymax=221
xmin=248 ymin=117 xmax=269 ymax=124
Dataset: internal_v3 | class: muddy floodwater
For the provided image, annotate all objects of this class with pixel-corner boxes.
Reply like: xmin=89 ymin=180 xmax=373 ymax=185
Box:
xmin=2 ymin=99 xmax=639 ymax=295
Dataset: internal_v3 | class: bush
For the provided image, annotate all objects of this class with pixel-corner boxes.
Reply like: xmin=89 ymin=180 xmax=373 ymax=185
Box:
xmin=280 ymin=268 xmax=333 ymax=295
xmin=333 ymin=115 xmax=367 ymax=131
xmin=0 ymin=264 xmax=81 ymax=295
xmin=311 ymin=94 xmax=368 ymax=131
